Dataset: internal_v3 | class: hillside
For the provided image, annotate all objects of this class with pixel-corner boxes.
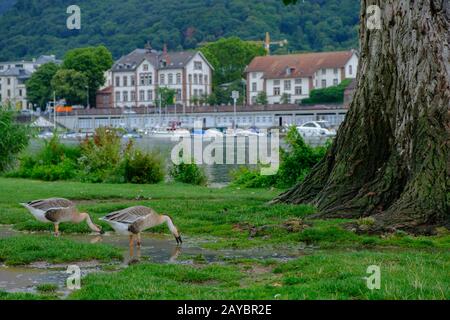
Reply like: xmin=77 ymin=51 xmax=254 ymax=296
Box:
xmin=0 ymin=0 xmax=16 ymax=15
xmin=0 ymin=0 xmax=360 ymax=61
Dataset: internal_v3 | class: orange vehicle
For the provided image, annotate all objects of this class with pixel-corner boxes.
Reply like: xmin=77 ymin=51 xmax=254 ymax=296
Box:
xmin=55 ymin=106 xmax=73 ymax=113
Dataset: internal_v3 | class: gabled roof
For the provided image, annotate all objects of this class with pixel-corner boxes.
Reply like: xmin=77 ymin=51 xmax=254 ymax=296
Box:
xmin=111 ymin=49 xmax=213 ymax=72
xmin=0 ymin=67 xmax=32 ymax=79
xmin=246 ymin=50 xmax=356 ymax=79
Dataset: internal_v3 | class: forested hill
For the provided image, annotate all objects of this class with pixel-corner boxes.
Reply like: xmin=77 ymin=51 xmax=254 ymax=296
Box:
xmin=0 ymin=0 xmax=16 ymax=15
xmin=0 ymin=0 xmax=360 ymax=61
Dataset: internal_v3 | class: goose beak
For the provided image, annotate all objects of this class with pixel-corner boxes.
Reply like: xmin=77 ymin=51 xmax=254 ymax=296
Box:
xmin=175 ymin=236 xmax=182 ymax=244
xmin=99 ymin=229 xmax=105 ymax=235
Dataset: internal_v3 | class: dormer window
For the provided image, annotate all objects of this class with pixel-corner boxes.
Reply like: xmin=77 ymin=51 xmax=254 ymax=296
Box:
xmin=286 ymin=67 xmax=295 ymax=76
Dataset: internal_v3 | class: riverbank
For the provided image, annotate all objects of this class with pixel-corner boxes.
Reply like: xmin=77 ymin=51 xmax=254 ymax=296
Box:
xmin=0 ymin=178 xmax=448 ymax=300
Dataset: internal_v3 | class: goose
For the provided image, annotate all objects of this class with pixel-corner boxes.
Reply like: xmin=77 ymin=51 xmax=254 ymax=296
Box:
xmin=100 ymin=206 xmax=182 ymax=249
xmin=20 ymin=198 xmax=103 ymax=236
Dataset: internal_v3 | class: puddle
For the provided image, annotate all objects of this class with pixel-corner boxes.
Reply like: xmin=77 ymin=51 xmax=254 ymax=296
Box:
xmin=0 ymin=225 xmax=309 ymax=296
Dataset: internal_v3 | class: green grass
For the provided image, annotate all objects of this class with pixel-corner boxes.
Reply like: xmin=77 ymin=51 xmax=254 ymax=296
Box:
xmin=0 ymin=235 xmax=122 ymax=265
xmin=69 ymin=250 xmax=449 ymax=300
xmin=36 ymin=283 xmax=58 ymax=293
xmin=0 ymin=177 xmax=448 ymax=300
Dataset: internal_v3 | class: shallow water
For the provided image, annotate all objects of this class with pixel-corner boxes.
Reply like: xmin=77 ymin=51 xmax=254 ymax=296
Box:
xmin=0 ymin=225 xmax=309 ymax=295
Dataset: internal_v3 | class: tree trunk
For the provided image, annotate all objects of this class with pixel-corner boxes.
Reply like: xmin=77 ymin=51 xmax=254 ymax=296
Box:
xmin=272 ymin=0 xmax=450 ymax=234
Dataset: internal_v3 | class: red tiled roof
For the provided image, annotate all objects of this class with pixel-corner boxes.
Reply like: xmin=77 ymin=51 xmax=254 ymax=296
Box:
xmin=246 ymin=50 xmax=355 ymax=79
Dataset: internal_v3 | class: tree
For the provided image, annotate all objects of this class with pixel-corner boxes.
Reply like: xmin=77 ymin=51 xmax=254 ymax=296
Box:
xmin=280 ymin=93 xmax=290 ymax=104
xmin=0 ymin=107 xmax=30 ymax=172
xmin=62 ymin=46 xmax=113 ymax=107
xmin=200 ymin=37 xmax=266 ymax=87
xmin=26 ymin=62 xmax=59 ymax=110
xmin=51 ymin=69 xmax=88 ymax=106
xmin=156 ymin=87 xmax=176 ymax=108
xmin=273 ymin=0 xmax=450 ymax=234
xmin=256 ymin=92 xmax=268 ymax=105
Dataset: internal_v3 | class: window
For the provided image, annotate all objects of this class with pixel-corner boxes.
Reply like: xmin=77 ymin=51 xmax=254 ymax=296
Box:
xmin=115 ymin=76 xmax=120 ymax=87
xmin=7 ymin=78 xmax=11 ymax=85
xmin=252 ymin=73 xmax=257 ymax=79
xmin=194 ymin=61 xmax=202 ymax=70
xmin=160 ymin=74 xmax=165 ymax=85
xmin=349 ymin=65 xmax=353 ymax=75
xmin=131 ymin=91 xmax=136 ymax=101
xmin=334 ymin=68 xmax=338 ymax=74
xmin=295 ymin=86 xmax=302 ymax=95
xmin=7 ymin=89 xmax=10 ymax=97
xmin=193 ymin=89 xmax=198 ymax=97
xmin=176 ymin=89 xmax=182 ymax=101
xmin=143 ymin=64 xmax=149 ymax=71
xmin=147 ymin=90 xmax=153 ymax=101
xmin=147 ymin=73 xmax=153 ymax=85
xmin=284 ymin=80 xmax=291 ymax=91
xmin=123 ymin=91 xmax=128 ymax=102
xmin=322 ymin=69 xmax=326 ymax=75
xmin=199 ymin=75 xmax=203 ymax=85
xmin=274 ymin=80 xmax=280 ymax=86
xmin=321 ymin=79 xmax=327 ymax=88
xmin=333 ymin=79 xmax=339 ymax=86
xmin=131 ymin=75 xmax=135 ymax=86
xmin=274 ymin=87 xmax=280 ymax=96
xmin=199 ymin=89 xmax=204 ymax=97
xmin=188 ymin=74 xmax=192 ymax=84
xmin=123 ymin=76 xmax=128 ymax=87
xmin=252 ymin=83 xmax=257 ymax=92
xmin=139 ymin=90 xmax=145 ymax=101
xmin=194 ymin=74 xmax=198 ymax=85
xmin=295 ymin=78 xmax=302 ymax=84
xmin=204 ymin=75 xmax=208 ymax=84
xmin=251 ymin=96 xmax=257 ymax=104
xmin=168 ymin=73 xmax=173 ymax=85
xmin=19 ymin=89 xmax=22 ymax=96
xmin=176 ymin=73 xmax=181 ymax=84
xmin=115 ymin=92 xmax=120 ymax=102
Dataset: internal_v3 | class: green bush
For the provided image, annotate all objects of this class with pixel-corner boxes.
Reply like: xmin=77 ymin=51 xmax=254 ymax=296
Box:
xmin=301 ymin=79 xmax=352 ymax=104
xmin=232 ymin=126 xmax=330 ymax=189
xmin=170 ymin=161 xmax=207 ymax=186
xmin=0 ymin=108 xmax=30 ymax=172
xmin=123 ymin=150 xmax=164 ymax=184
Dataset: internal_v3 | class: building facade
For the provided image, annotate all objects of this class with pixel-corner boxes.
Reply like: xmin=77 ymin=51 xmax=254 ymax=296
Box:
xmin=0 ymin=55 xmax=61 ymax=110
xmin=109 ymin=47 xmax=213 ymax=109
xmin=245 ymin=50 xmax=359 ymax=105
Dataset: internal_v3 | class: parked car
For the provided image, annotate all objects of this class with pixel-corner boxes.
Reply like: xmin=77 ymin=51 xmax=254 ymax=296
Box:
xmin=297 ymin=121 xmax=336 ymax=137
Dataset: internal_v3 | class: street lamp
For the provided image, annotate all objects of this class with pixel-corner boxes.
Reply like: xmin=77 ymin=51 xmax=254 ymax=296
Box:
xmin=86 ymin=85 xmax=90 ymax=109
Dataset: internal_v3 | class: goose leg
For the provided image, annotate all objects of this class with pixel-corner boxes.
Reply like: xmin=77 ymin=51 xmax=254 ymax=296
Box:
xmin=136 ymin=233 xmax=141 ymax=247
xmin=54 ymin=224 xmax=60 ymax=237
xmin=129 ymin=234 xmax=134 ymax=257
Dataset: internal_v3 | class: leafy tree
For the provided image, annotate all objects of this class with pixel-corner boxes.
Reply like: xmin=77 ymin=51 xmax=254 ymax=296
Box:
xmin=301 ymin=79 xmax=352 ymax=104
xmin=62 ymin=46 xmax=113 ymax=107
xmin=256 ymin=92 xmax=268 ymax=105
xmin=200 ymin=37 xmax=266 ymax=87
xmin=0 ymin=107 xmax=30 ymax=172
xmin=280 ymin=93 xmax=290 ymax=104
xmin=26 ymin=62 xmax=59 ymax=110
xmin=51 ymin=69 xmax=88 ymax=106
xmin=156 ymin=87 xmax=176 ymax=108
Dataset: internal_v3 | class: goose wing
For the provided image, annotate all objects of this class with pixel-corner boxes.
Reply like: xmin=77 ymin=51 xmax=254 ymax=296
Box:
xmin=26 ymin=198 xmax=75 ymax=211
xmin=102 ymin=206 xmax=157 ymax=224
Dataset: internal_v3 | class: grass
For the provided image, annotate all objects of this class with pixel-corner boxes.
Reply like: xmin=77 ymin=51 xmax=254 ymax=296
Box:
xmin=0 ymin=235 xmax=122 ymax=265
xmin=69 ymin=250 xmax=449 ymax=300
xmin=0 ymin=177 xmax=448 ymax=300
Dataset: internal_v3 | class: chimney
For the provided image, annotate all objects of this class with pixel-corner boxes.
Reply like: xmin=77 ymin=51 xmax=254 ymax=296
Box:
xmin=145 ymin=41 xmax=152 ymax=53
xmin=265 ymin=32 xmax=271 ymax=55
xmin=163 ymin=44 xmax=171 ymax=65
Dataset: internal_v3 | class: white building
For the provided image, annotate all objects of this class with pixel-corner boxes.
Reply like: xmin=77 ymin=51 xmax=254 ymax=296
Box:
xmin=245 ymin=50 xmax=359 ymax=105
xmin=110 ymin=47 xmax=213 ymax=108
xmin=0 ymin=55 xmax=61 ymax=110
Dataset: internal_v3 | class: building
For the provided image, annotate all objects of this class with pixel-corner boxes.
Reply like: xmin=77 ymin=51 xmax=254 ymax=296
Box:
xmin=0 ymin=55 xmax=61 ymax=110
xmin=108 ymin=46 xmax=213 ymax=109
xmin=245 ymin=50 xmax=359 ymax=105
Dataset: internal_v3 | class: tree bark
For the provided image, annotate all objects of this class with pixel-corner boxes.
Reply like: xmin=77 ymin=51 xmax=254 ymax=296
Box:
xmin=272 ymin=0 xmax=450 ymax=234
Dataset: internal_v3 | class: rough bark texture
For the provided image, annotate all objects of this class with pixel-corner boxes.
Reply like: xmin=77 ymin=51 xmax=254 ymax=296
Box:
xmin=272 ymin=0 xmax=450 ymax=234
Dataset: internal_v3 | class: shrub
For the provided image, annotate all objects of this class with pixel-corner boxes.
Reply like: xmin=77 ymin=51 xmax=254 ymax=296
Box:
xmin=170 ymin=161 xmax=207 ymax=186
xmin=0 ymin=108 xmax=30 ymax=172
xmin=123 ymin=150 xmax=164 ymax=184
xmin=78 ymin=127 xmax=130 ymax=183
xmin=232 ymin=126 xmax=330 ymax=189
xmin=301 ymin=79 xmax=352 ymax=104
xmin=8 ymin=135 xmax=80 ymax=181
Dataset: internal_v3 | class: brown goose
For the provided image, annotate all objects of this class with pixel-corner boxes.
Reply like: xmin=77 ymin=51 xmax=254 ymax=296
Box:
xmin=100 ymin=206 xmax=182 ymax=248
xmin=20 ymin=198 xmax=103 ymax=236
